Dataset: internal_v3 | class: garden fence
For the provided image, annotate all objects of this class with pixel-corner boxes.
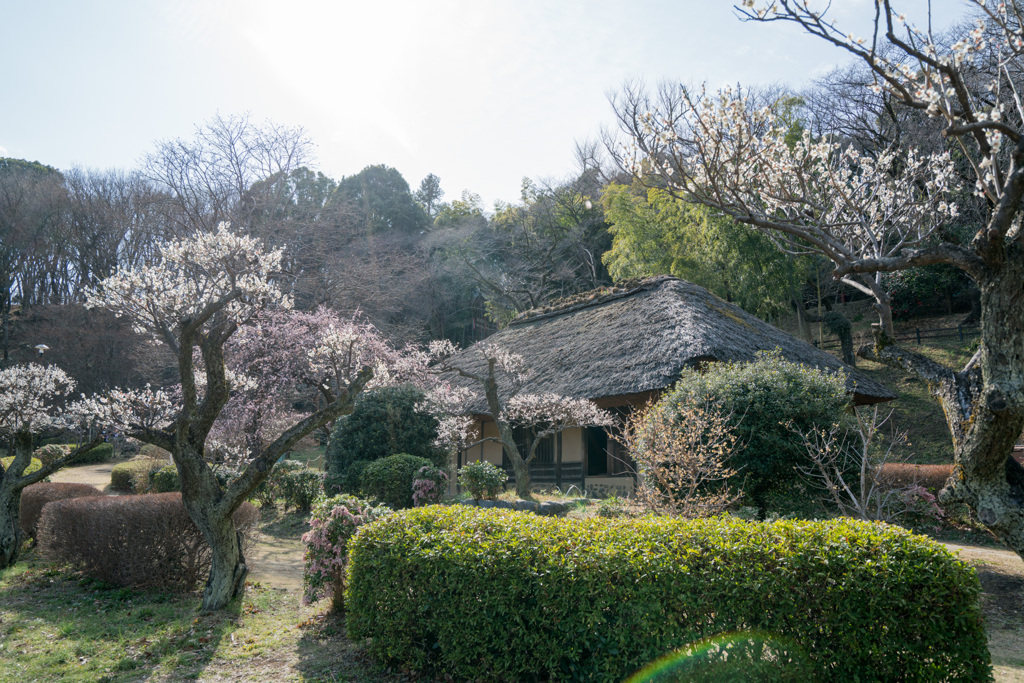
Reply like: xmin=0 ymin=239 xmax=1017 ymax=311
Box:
xmin=814 ymin=323 xmax=979 ymax=350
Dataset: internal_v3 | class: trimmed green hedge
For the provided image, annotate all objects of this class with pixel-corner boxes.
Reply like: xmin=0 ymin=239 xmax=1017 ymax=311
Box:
xmin=360 ymin=454 xmax=432 ymax=510
xmin=151 ymin=465 xmax=181 ymax=493
xmin=71 ymin=442 xmax=114 ymax=465
xmin=39 ymin=442 xmax=115 ymax=466
xmin=110 ymin=458 xmax=165 ymax=493
xmin=347 ymin=508 xmax=990 ymax=682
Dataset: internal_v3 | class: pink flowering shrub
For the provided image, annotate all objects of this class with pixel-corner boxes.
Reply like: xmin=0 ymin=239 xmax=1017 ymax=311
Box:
xmin=412 ymin=465 xmax=449 ymax=507
xmin=903 ymin=485 xmax=945 ymax=521
xmin=301 ymin=494 xmax=392 ymax=609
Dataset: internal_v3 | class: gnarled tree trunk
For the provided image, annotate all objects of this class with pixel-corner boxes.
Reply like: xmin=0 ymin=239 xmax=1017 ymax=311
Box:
xmin=174 ymin=441 xmax=249 ymax=612
xmin=0 ymin=477 xmax=24 ymax=570
xmin=0 ymin=431 xmax=43 ymax=570
xmin=949 ymin=271 xmax=1024 ymax=557
xmin=861 ymin=266 xmax=1024 ymax=560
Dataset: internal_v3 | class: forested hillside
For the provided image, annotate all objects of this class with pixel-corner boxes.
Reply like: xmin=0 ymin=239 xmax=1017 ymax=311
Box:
xmin=1 ymin=102 xmax=978 ymax=396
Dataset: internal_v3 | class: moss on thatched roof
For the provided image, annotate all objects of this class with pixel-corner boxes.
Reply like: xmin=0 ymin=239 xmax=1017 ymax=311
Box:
xmin=444 ymin=276 xmax=895 ymax=410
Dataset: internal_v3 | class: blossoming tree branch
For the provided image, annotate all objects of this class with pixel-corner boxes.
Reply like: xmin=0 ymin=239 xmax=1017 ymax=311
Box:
xmin=612 ymin=0 xmax=1024 ymax=560
xmin=426 ymin=340 xmax=615 ymax=498
xmin=0 ymin=364 xmax=105 ymax=570
xmin=85 ymin=224 xmax=411 ymax=611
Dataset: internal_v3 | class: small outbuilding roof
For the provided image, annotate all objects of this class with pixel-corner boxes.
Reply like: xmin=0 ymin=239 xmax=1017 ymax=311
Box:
xmin=444 ymin=276 xmax=895 ymax=409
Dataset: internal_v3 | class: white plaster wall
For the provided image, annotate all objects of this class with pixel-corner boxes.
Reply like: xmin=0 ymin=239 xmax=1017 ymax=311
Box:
xmin=561 ymin=427 xmax=583 ymax=463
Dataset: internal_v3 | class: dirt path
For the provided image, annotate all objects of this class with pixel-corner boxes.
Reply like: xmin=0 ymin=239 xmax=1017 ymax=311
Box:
xmin=945 ymin=543 xmax=1024 ymax=682
xmin=48 ymin=461 xmax=120 ymax=493
xmin=246 ymin=532 xmax=304 ymax=591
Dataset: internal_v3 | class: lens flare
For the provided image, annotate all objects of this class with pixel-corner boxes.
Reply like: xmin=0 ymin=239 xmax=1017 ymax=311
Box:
xmin=626 ymin=631 xmax=809 ymax=682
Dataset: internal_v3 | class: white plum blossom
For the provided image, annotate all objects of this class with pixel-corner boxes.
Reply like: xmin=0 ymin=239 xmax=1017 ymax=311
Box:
xmin=501 ymin=393 xmax=617 ymax=436
xmin=615 ymin=80 xmax=960 ymax=334
xmin=71 ymin=385 xmax=177 ymax=435
xmin=419 ymin=382 xmax=477 ymax=448
xmin=476 ymin=341 xmax=529 ymax=385
xmin=0 ymin=364 xmax=77 ymax=434
xmin=734 ymin=1 xmax=1023 ymax=205
xmin=426 ymin=342 xmax=616 ymax=497
xmin=86 ymin=223 xmax=290 ymax=344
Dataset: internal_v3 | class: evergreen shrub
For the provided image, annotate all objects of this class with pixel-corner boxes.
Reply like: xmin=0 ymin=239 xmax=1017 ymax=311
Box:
xmin=19 ymin=482 xmax=102 ymax=539
xmin=51 ymin=442 xmax=115 ymax=465
xmin=32 ymin=442 xmax=113 ymax=466
xmin=110 ymin=458 xmax=164 ymax=492
xmin=38 ymin=492 xmax=258 ymax=591
xmin=347 ymin=507 xmax=990 ymax=682
xmin=664 ymin=350 xmax=850 ymax=512
xmin=1 ymin=456 xmax=43 ymax=478
xmin=360 ymin=454 xmax=432 ymax=510
xmin=150 ymin=465 xmax=181 ymax=493
xmin=272 ymin=460 xmax=323 ymax=512
xmin=325 ymin=384 xmax=446 ymax=493
xmin=457 ymin=459 xmax=506 ymax=500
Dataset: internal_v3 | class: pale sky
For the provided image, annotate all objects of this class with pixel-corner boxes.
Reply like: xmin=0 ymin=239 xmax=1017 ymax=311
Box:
xmin=1 ymin=0 xmax=968 ymax=208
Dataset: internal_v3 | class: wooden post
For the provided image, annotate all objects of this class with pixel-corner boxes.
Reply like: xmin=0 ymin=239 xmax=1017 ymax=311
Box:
xmin=555 ymin=432 xmax=563 ymax=489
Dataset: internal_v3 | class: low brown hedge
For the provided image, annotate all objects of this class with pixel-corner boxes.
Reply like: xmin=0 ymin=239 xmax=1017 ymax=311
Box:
xmin=878 ymin=463 xmax=953 ymax=491
xmin=20 ymin=482 xmax=102 ymax=539
xmin=38 ymin=493 xmax=258 ymax=591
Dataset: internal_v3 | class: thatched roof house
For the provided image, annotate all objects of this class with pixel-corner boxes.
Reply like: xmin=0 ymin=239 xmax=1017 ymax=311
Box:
xmin=445 ymin=276 xmax=894 ymax=496
xmin=446 ymin=276 xmax=895 ymax=411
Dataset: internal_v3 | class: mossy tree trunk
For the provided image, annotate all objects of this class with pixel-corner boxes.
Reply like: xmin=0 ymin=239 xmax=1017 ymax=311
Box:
xmin=0 ymin=431 xmax=101 ymax=571
xmin=861 ymin=263 xmax=1024 ymax=561
xmin=0 ymin=476 xmax=24 ymax=571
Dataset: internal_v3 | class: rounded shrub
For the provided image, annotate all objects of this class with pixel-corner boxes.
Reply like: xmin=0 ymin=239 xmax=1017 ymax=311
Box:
xmin=457 ymin=459 xmax=506 ymax=500
xmin=150 ymin=464 xmax=181 ymax=493
xmin=347 ymin=507 xmax=990 ymax=682
xmin=360 ymin=454 xmax=432 ymax=510
xmin=110 ymin=458 xmax=165 ymax=493
xmin=301 ymin=494 xmax=392 ymax=609
xmin=37 ymin=492 xmax=258 ymax=591
xmin=325 ymin=384 xmax=446 ymax=493
xmin=44 ymin=442 xmax=115 ymax=465
xmin=74 ymin=442 xmax=115 ymax=465
xmin=271 ymin=460 xmax=323 ymax=512
xmin=663 ymin=350 xmax=851 ymax=513
xmin=19 ymin=482 xmax=102 ymax=539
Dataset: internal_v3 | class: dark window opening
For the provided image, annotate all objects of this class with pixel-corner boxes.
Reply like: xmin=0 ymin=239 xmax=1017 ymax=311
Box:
xmin=586 ymin=427 xmax=608 ymax=476
xmin=510 ymin=425 xmax=554 ymax=467
xmin=586 ymin=426 xmax=634 ymax=476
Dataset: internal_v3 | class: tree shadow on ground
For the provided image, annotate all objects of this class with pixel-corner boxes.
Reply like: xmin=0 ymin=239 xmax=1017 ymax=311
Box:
xmin=0 ymin=552 xmax=241 ymax=682
xmin=296 ymin=611 xmax=406 ymax=682
xmin=257 ymin=506 xmax=311 ymax=540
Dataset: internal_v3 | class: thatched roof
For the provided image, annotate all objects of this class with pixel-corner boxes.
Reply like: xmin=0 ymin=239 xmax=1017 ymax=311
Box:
xmin=444 ymin=276 xmax=895 ymax=411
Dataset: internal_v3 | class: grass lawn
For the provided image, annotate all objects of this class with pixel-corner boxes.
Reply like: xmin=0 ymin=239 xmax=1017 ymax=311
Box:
xmin=776 ymin=308 xmax=985 ymax=465
xmin=286 ymin=445 xmax=326 ymax=471
xmin=0 ymin=510 xmax=396 ymax=683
